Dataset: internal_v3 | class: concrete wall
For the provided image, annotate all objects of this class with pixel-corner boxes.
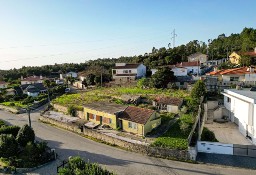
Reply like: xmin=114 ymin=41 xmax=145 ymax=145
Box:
xmin=40 ymin=116 xmax=190 ymax=160
xmin=197 ymin=141 xmax=233 ymax=155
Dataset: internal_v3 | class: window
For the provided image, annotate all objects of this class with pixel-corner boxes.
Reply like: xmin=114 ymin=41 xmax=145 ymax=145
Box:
xmin=129 ymin=70 xmax=131 ymax=73
xmin=113 ymin=70 xmax=116 ymax=74
xmin=128 ymin=122 xmax=132 ymax=128
xmin=123 ymin=70 xmax=128 ymax=73
xmin=128 ymin=122 xmax=137 ymax=129
xmin=109 ymin=118 xmax=112 ymax=124
xmin=230 ymin=77 xmax=239 ymax=81
xmin=227 ymin=97 xmax=231 ymax=103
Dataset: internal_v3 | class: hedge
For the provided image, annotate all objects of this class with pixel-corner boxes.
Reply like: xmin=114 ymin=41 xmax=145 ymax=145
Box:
xmin=0 ymin=126 xmax=21 ymax=137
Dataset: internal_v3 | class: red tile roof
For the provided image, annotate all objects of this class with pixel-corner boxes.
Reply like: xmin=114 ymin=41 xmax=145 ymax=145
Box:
xmin=120 ymin=106 xmax=155 ymax=125
xmin=208 ymin=67 xmax=256 ymax=75
xmin=113 ymin=64 xmax=140 ymax=69
xmin=22 ymin=76 xmax=44 ymax=81
xmin=154 ymin=97 xmax=183 ymax=106
xmin=243 ymin=52 xmax=256 ymax=57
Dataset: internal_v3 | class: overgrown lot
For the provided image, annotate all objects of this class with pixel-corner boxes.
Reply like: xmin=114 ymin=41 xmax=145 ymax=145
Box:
xmin=151 ymin=113 xmax=195 ymax=150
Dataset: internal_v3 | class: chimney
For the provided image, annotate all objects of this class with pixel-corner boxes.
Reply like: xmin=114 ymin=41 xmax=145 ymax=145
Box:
xmin=21 ymin=75 xmax=23 ymax=80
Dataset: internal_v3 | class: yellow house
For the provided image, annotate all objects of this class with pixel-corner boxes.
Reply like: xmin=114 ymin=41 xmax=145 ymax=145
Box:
xmin=119 ymin=106 xmax=161 ymax=136
xmin=229 ymin=52 xmax=241 ymax=64
xmin=83 ymin=102 xmax=127 ymax=129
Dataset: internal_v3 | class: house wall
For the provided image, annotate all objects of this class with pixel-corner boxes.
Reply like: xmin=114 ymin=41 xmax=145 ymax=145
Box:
xmin=73 ymin=81 xmax=84 ymax=89
xmin=172 ymin=67 xmax=187 ymax=76
xmin=21 ymin=80 xmax=43 ymax=85
xmin=151 ymin=69 xmax=157 ymax=75
xmin=167 ymin=105 xmax=179 ymax=113
xmin=144 ymin=113 xmax=161 ymax=136
xmin=186 ymin=66 xmax=200 ymax=74
xmin=222 ymin=75 xmax=245 ymax=82
xmin=113 ymin=68 xmax=137 ymax=75
xmin=83 ymin=107 xmax=117 ymax=129
xmin=223 ymin=90 xmax=256 ymax=144
xmin=122 ymin=119 xmax=144 ymax=136
xmin=188 ymin=54 xmax=208 ymax=63
xmin=245 ymin=73 xmax=256 ymax=81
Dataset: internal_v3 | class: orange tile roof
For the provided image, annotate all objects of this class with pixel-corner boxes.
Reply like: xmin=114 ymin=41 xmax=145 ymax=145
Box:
xmin=208 ymin=67 xmax=256 ymax=76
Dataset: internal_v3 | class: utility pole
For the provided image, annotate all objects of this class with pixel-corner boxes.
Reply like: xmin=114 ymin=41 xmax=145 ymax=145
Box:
xmin=171 ymin=29 xmax=177 ymax=48
xmin=26 ymin=106 xmax=31 ymax=128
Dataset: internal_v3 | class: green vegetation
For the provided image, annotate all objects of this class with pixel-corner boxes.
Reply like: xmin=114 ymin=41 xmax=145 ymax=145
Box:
xmin=0 ymin=124 xmax=54 ymax=170
xmin=189 ymin=80 xmax=206 ymax=111
xmin=152 ymin=113 xmax=195 ymax=150
xmin=201 ymin=127 xmax=218 ymax=142
xmin=58 ymin=156 xmax=115 ymax=175
xmin=53 ymin=87 xmax=189 ymax=108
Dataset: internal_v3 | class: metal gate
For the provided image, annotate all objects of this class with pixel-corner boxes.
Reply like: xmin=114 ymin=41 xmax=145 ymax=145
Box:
xmin=233 ymin=144 xmax=256 ymax=157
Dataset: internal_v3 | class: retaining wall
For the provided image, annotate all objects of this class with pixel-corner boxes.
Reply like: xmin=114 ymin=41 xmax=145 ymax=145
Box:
xmin=53 ymin=103 xmax=84 ymax=119
xmin=40 ymin=116 xmax=190 ymax=160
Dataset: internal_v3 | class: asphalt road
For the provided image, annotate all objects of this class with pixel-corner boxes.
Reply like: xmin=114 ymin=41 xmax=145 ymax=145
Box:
xmin=0 ymin=109 xmax=256 ymax=175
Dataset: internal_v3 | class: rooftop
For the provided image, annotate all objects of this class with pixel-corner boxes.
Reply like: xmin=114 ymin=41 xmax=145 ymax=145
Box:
xmin=223 ymin=88 xmax=256 ymax=102
xmin=113 ymin=63 xmax=140 ymax=69
xmin=154 ymin=97 xmax=183 ymax=106
xmin=208 ymin=67 xmax=256 ymax=75
xmin=83 ymin=102 xmax=127 ymax=114
xmin=119 ymin=106 xmax=155 ymax=125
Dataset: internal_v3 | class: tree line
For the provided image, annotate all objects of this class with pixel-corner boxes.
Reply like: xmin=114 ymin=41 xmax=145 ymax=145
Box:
xmin=1 ymin=27 xmax=256 ymax=82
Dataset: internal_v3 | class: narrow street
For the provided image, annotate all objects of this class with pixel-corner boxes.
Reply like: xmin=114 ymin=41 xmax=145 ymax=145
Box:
xmin=0 ymin=109 xmax=255 ymax=175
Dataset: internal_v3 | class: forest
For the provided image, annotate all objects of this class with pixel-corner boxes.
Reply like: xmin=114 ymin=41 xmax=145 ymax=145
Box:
xmin=1 ymin=27 xmax=256 ymax=82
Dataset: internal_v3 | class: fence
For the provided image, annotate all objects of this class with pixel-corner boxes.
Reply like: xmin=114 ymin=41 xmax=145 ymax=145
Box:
xmin=57 ymin=160 xmax=68 ymax=173
xmin=197 ymin=141 xmax=256 ymax=157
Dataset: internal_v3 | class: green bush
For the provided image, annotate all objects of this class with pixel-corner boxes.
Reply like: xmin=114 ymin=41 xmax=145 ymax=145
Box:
xmin=68 ymin=105 xmax=77 ymax=117
xmin=0 ymin=126 xmax=20 ymax=137
xmin=16 ymin=124 xmax=35 ymax=147
xmin=0 ymin=134 xmax=18 ymax=158
xmin=0 ymin=120 xmax=6 ymax=127
xmin=58 ymin=156 xmax=115 ymax=175
xmin=201 ymin=127 xmax=218 ymax=142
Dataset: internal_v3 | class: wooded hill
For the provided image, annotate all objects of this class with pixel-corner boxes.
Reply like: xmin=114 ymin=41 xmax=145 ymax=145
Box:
xmin=1 ymin=27 xmax=256 ymax=82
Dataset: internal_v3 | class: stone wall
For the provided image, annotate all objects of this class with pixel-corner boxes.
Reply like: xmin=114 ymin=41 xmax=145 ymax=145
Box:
xmin=0 ymin=105 xmax=24 ymax=114
xmin=53 ymin=103 xmax=84 ymax=119
xmin=39 ymin=116 xmax=190 ymax=161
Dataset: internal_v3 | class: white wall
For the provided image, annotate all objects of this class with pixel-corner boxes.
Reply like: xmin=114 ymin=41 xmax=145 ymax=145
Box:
xmin=197 ymin=141 xmax=233 ymax=155
xmin=245 ymin=73 xmax=256 ymax=81
xmin=172 ymin=67 xmax=187 ymax=76
xmin=151 ymin=69 xmax=157 ymax=75
xmin=114 ymin=68 xmax=137 ymax=75
xmin=186 ymin=66 xmax=200 ymax=74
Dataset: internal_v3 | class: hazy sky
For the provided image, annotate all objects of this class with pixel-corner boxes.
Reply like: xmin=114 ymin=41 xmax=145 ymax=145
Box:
xmin=0 ymin=0 xmax=255 ymax=70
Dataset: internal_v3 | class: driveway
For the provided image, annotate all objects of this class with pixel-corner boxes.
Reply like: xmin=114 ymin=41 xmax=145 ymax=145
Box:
xmin=0 ymin=110 xmax=256 ymax=175
xmin=204 ymin=122 xmax=252 ymax=145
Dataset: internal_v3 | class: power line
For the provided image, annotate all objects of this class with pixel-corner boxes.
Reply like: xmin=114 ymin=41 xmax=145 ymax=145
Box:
xmin=0 ymin=29 xmax=170 ymax=50
xmin=0 ymin=34 xmax=168 ymax=64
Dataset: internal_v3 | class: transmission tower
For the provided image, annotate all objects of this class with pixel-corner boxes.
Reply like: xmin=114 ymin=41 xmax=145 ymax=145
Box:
xmin=171 ymin=29 xmax=177 ymax=48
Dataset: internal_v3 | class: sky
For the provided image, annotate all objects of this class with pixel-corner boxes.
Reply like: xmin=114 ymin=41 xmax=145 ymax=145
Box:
xmin=0 ymin=0 xmax=256 ymax=70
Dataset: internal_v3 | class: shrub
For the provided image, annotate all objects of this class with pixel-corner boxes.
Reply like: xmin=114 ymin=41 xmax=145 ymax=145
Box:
xmin=68 ymin=105 xmax=77 ymax=117
xmin=0 ymin=126 xmax=20 ymax=137
xmin=0 ymin=134 xmax=18 ymax=158
xmin=16 ymin=124 xmax=35 ymax=147
xmin=201 ymin=127 xmax=218 ymax=142
xmin=0 ymin=120 xmax=6 ymax=127
xmin=58 ymin=156 xmax=115 ymax=175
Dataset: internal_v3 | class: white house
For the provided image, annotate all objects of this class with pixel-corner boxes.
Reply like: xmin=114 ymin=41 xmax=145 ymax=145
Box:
xmin=0 ymin=81 xmax=8 ymax=89
xmin=112 ymin=63 xmax=146 ymax=83
xmin=170 ymin=66 xmax=188 ymax=76
xmin=21 ymin=75 xmax=45 ymax=85
xmin=223 ymin=88 xmax=256 ymax=145
xmin=187 ymin=53 xmax=208 ymax=64
xmin=60 ymin=72 xmax=78 ymax=79
xmin=174 ymin=61 xmax=201 ymax=75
